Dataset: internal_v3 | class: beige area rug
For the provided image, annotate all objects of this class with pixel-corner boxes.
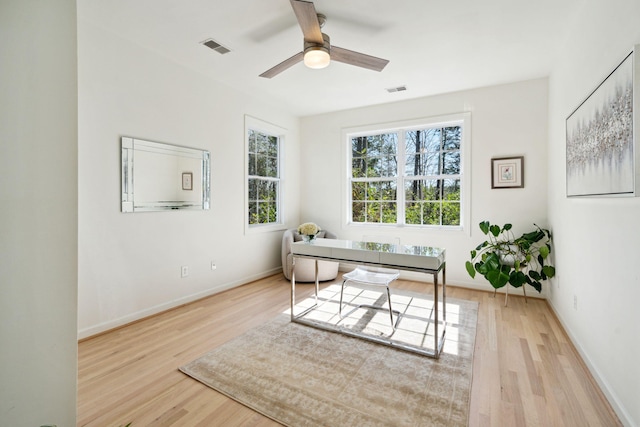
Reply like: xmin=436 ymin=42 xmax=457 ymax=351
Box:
xmin=180 ymin=287 xmax=478 ymax=427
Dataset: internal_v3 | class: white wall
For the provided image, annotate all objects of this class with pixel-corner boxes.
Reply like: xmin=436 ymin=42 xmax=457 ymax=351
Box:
xmin=300 ymin=78 xmax=549 ymax=291
xmin=77 ymin=20 xmax=300 ymax=338
xmin=0 ymin=1 xmax=78 ymax=425
xmin=547 ymin=0 xmax=640 ymax=425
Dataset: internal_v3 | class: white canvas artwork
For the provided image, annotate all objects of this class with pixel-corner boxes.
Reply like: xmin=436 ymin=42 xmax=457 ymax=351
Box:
xmin=566 ymin=51 xmax=634 ymax=197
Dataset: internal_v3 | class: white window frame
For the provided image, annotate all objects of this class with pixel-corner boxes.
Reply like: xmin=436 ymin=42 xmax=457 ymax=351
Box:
xmin=342 ymin=113 xmax=471 ymax=233
xmin=244 ymin=115 xmax=287 ymax=234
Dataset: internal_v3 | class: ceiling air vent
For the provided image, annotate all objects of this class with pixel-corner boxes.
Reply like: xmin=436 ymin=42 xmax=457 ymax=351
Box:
xmin=201 ymin=38 xmax=231 ymax=55
xmin=386 ymin=85 xmax=407 ymax=93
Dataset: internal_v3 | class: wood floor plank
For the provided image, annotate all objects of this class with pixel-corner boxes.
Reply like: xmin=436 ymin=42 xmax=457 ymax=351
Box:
xmin=519 ymin=337 xmax=544 ymax=397
xmin=78 ymin=274 xmax=621 ymax=426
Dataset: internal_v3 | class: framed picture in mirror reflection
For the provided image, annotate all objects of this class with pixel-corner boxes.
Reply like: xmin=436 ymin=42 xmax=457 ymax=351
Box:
xmin=182 ymin=172 xmax=193 ymax=191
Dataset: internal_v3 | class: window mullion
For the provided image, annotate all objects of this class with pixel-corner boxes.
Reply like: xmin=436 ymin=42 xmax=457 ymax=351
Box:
xmin=397 ymin=131 xmax=406 ymax=226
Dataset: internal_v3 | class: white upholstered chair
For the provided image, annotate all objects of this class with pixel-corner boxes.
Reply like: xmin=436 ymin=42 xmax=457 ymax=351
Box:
xmin=339 ymin=236 xmax=401 ymax=329
xmin=281 ymin=228 xmax=339 ymax=282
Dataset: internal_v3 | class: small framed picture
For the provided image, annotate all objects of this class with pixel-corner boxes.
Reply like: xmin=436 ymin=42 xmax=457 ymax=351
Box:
xmin=182 ymin=172 xmax=193 ymax=190
xmin=491 ymin=156 xmax=524 ymax=189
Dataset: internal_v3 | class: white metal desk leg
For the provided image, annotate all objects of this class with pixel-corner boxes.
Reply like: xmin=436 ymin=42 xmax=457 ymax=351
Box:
xmin=442 ymin=264 xmax=447 ymax=325
xmin=291 ymin=257 xmax=296 ymax=321
xmin=442 ymin=264 xmax=447 ymax=356
xmin=434 ymin=270 xmax=439 ymax=357
xmin=314 ymin=260 xmax=319 ymax=305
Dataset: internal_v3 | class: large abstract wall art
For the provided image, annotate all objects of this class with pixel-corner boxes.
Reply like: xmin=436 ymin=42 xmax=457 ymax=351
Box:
xmin=566 ymin=47 xmax=638 ymax=197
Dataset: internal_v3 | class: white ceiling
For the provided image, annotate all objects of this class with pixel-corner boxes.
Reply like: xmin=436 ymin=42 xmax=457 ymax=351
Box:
xmin=78 ymin=0 xmax=578 ymax=116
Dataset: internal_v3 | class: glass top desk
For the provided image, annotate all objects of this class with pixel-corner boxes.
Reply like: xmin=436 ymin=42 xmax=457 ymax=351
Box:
xmin=290 ymin=238 xmax=446 ymax=358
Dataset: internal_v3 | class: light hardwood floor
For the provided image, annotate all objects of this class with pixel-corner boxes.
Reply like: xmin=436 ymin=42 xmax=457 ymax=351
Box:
xmin=77 ymin=274 xmax=621 ymax=426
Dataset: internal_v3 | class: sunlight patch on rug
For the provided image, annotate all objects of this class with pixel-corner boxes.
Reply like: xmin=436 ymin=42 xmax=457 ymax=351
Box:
xmin=180 ymin=289 xmax=478 ymax=427
xmin=294 ymin=284 xmax=463 ymax=355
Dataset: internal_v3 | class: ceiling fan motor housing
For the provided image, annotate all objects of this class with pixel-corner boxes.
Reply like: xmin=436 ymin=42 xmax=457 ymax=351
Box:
xmin=303 ymin=33 xmax=331 ymax=69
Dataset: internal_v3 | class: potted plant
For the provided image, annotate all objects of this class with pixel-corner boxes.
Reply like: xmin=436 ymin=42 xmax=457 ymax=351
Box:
xmin=465 ymin=221 xmax=556 ymax=305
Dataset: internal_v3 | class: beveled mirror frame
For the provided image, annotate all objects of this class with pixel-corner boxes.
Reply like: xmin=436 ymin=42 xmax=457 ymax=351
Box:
xmin=121 ymin=136 xmax=211 ymax=212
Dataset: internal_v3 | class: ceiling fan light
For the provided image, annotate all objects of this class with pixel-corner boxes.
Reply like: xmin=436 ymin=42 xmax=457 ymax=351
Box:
xmin=304 ymin=47 xmax=330 ymax=69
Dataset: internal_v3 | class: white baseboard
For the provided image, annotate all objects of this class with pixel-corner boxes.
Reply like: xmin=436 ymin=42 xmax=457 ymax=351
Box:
xmin=77 ymin=267 xmax=283 ymax=340
xmin=338 ymin=263 xmax=547 ymax=299
xmin=546 ymin=301 xmax=633 ymax=427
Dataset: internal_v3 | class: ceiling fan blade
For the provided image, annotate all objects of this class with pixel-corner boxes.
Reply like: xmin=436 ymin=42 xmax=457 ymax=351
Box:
xmin=259 ymin=52 xmax=304 ymax=78
xmin=290 ymin=0 xmax=323 ymax=44
xmin=331 ymin=46 xmax=389 ymax=72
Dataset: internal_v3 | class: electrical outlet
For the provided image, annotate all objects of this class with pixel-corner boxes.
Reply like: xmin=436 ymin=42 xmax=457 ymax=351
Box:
xmin=181 ymin=266 xmax=189 ymax=278
xmin=573 ymin=295 xmax=578 ymax=310
xmin=211 ymin=261 xmax=217 ymax=271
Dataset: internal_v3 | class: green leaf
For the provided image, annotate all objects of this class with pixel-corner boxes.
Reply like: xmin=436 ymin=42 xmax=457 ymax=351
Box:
xmin=503 ymin=223 xmax=512 ymax=231
xmin=479 ymin=221 xmax=490 ymax=234
xmin=484 ymin=252 xmax=501 ymax=271
xmin=539 ymin=245 xmax=550 ymax=258
xmin=486 ymin=269 xmax=509 ymax=289
xmin=509 ymin=271 xmax=527 ymax=288
xmin=476 ymin=261 xmax=489 ymax=275
xmin=530 ymin=280 xmax=542 ymax=293
xmin=490 ymin=225 xmax=500 ymax=237
xmin=529 ymin=270 xmax=542 ymax=281
xmin=470 ymin=249 xmax=477 ymax=259
xmin=476 ymin=241 xmax=488 ymax=251
xmin=542 ymin=265 xmax=556 ymax=278
xmin=521 ymin=229 xmax=544 ymax=243
xmin=465 ymin=261 xmax=476 ymax=278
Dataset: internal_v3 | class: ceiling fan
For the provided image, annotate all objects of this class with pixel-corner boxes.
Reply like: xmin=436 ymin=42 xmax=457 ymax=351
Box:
xmin=259 ymin=0 xmax=389 ymax=78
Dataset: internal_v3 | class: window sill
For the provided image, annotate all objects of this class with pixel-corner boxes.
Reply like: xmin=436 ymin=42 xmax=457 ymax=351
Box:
xmin=245 ymin=223 xmax=287 ymax=235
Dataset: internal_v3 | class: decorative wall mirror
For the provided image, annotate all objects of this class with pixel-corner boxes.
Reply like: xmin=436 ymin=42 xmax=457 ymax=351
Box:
xmin=121 ymin=137 xmax=211 ymax=212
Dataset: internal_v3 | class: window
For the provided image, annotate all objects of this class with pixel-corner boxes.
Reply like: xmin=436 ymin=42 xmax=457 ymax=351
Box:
xmin=246 ymin=117 xmax=283 ymax=228
xmin=347 ymin=114 xmax=469 ymax=229
xmin=404 ymin=127 xmax=462 ymax=226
